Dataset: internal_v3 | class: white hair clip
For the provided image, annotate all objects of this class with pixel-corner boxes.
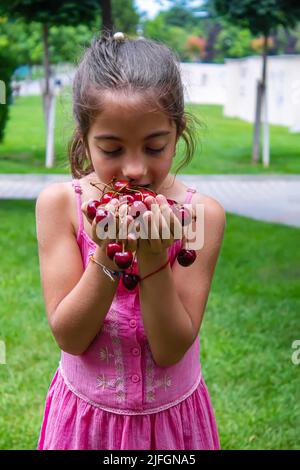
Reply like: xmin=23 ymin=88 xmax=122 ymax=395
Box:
xmin=113 ymin=32 xmax=125 ymax=42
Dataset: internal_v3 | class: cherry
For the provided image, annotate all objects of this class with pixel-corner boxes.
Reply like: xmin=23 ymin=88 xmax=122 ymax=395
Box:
xmin=114 ymin=251 xmax=133 ymax=269
xmin=106 ymin=242 xmax=123 ymax=260
xmin=100 ymin=192 xmax=114 ymax=204
xmin=112 ymin=180 xmax=133 ymax=193
xmin=133 ymin=189 xmax=155 ymax=202
xmin=122 ymin=272 xmax=140 ymax=290
xmin=87 ymin=200 xmax=101 ymax=219
xmin=167 ymin=198 xmax=176 ymax=206
xmin=95 ymin=208 xmax=112 ymax=224
xmin=119 ymin=194 xmax=135 ymax=205
xmin=177 ymin=249 xmax=197 ymax=267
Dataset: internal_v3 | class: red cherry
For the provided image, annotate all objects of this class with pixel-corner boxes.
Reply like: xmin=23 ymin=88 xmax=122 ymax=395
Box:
xmin=95 ymin=208 xmax=110 ymax=223
xmin=122 ymin=272 xmax=140 ymax=290
xmin=100 ymin=192 xmax=114 ymax=204
xmin=167 ymin=198 xmax=176 ymax=206
xmin=133 ymin=188 xmax=155 ymax=202
xmin=114 ymin=250 xmax=133 ymax=269
xmin=87 ymin=200 xmax=101 ymax=219
xmin=119 ymin=194 xmax=135 ymax=205
xmin=177 ymin=249 xmax=196 ymax=266
xmin=112 ymin=180 xmax=133 ymax=193
xmin=106 ymin=242 xmax=123 ymax=260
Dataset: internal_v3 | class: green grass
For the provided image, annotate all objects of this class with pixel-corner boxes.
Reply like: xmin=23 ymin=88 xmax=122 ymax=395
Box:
xmin=0 ymin=93 xmax=299 ymax=174
xmin=0 ymin=200 xmax=299 ymax=449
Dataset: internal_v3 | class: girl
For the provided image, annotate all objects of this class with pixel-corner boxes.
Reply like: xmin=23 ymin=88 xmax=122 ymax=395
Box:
xmin=36 ymin=31 xmax=226 ymax=450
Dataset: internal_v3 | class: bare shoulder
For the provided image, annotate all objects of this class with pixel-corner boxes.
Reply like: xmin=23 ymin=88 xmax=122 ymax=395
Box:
xmin=36 ymin=181 xmax=71 ymax=205
xmin=35 ymin=181 xmax=85 ymax=325
xmin=194 ymin=192 xmax=226 ymax=221
xmin=195 ymin=191 xmax=226 ymax=232
xmin=35 ymin=182 xmax=75 ymax=239
xmin=192 ymin=192 xmax=226 ymax=250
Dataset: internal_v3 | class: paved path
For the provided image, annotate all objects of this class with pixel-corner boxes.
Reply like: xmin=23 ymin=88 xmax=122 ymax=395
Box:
xmin=0 ymin=174 xmax=299 ymax=228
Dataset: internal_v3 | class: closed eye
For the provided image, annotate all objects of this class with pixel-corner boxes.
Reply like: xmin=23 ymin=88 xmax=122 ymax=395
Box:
xmin=99 ymin=146 xmax=167 ymax=156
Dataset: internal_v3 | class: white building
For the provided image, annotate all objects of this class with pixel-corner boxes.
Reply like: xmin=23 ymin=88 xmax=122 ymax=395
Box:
xmin=180 ymin=62 xmax=226 ymax=105
xmin=224 ymin=55 xmax=300 ymax=133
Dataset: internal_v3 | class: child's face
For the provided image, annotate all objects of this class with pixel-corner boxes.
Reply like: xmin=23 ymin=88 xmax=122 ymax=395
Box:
xmin=86 ymin=92 xmax=178 ymax=192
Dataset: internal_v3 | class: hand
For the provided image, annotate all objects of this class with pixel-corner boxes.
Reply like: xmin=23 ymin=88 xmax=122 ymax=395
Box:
xmin=134 ymin=194 xmax=184 ymax=258
xmin=81 ymin=198 xmax=137 ymax=253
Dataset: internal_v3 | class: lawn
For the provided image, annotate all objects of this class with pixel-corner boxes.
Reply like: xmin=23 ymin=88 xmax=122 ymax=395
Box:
xmin=0 ymin=200 xmax=299 ymax=449
xmin=0 ymin=92 xmax=299 ymax=174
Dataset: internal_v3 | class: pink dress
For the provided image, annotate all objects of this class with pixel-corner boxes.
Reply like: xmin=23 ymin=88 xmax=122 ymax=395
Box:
xmin=37 ymin=179 xmax=220 ymax=450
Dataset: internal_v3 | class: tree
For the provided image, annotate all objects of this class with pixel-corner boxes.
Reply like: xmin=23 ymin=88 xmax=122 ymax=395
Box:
xmin=0 ymin=0 xmax=101 ymax=167
xmin=209 ymin=0 xmax=300 ymax=166
xmin=0 ymin=18 xmax=17 ymax=142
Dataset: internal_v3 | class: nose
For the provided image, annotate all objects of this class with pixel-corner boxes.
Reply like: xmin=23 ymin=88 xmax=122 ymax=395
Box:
xmin=122 ymin=161 xmax=147 ymax=183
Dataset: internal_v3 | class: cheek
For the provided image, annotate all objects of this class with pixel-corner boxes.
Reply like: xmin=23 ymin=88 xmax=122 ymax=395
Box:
xmin=153 ymin=157 xmax=172 ymax=173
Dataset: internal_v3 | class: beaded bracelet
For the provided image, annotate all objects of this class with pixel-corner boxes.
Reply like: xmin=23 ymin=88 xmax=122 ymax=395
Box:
xmin=89 ymin=254 xmax=122 ymax=282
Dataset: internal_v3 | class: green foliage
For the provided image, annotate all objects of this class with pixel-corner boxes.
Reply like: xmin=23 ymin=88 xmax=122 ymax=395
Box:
xmin=142 ymin=13 xmax=200 ymax=62
xmin=112 ymin=0 xmax=140 ymax=35
xmin=160 ymin=1 xmax=200 ymax=30
xmin=215 ymin=24 xmax=253 ymax=59
xmin=0 ymin=17 xmax=21 ymax=142
xmin=213 ymin=0 xmax=300 ymax=35
xmin=0 ymin=1 xmax=140 ymax=67
xmin=0 ymin=0 xmax=99 ymax=26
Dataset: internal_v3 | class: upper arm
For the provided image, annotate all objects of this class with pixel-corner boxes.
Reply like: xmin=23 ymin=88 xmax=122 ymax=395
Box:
xmin=35 ymin=183 xmax=84 ymax=331
xmin=173 ymin=195 xmax=226 ymax=341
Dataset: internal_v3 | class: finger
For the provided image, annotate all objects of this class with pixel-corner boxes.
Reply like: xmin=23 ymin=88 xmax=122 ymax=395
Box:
xmin=158 ymin=204 xmax=174 ymax=247
xmin=126 ymin=232 xmax=138 ymax=253
xmin=170 ymin=207 xmax=184 ymax=241
xmin=144 ymin=195 xmax=157 ymax=211
xmin=118 ymin=202 xmax=128 ymax=219
xmin=143 ymin=210 xmax=161 ymax=253
xmin=118 ymin=213 xmax=133 ymax=242
xmin=105 ymin=199 xmax=119 ymax=214
xmin=155 ymin=195 xmax=182 ymax=240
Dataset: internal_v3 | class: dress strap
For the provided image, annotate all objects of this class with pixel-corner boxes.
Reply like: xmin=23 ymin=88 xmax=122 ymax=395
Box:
xmin=183 ymin=187 xmax=197 ymax=204
xmin=71 ymin=179 xmax=84 ymax=240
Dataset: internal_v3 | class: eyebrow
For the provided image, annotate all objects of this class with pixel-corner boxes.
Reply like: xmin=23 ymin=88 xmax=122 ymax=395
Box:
xmin=93 ymin=130 xmax=171 ymax=141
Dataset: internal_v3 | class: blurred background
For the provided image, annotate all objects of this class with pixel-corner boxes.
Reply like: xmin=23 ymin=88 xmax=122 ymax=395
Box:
xmin=0 ymin=0 xmax=299 ymax=450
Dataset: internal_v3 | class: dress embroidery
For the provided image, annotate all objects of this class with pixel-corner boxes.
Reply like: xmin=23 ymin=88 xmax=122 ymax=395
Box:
xmin=99 ymin=346 xmax=115 ymax=363
xmin=96 ymin=307 xmax=126 ymax=403
xmin=156 ymin=375 xmax=172 ymax=391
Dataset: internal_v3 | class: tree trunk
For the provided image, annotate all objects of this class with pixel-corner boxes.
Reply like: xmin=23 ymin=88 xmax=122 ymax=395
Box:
xmin=252 ymin=34 xmax=268 ymax=163
xmin=42 ymin=23 xmax=50 ymax=129
xmin=42 ymin=22 xmax=55 ymax=168
xmin=101 ymin=0 xmax=113 ymax=33
xmin=46 ymin=93 xmax=56 ymax=168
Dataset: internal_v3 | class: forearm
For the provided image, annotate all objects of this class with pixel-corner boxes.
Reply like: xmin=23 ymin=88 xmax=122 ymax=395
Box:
xmin=52 ymin=245 xmax=121 ymax=355
xmin=138 ymin=251 xmax=195 ymax=367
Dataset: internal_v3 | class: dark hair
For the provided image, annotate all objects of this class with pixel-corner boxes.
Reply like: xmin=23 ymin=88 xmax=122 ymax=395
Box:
xmin=68 ymin=30 xmax=202 ymax=179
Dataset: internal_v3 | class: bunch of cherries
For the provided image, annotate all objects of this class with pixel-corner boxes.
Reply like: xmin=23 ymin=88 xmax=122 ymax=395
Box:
xmin=86 ymin=177 xmax=197 ymax=290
